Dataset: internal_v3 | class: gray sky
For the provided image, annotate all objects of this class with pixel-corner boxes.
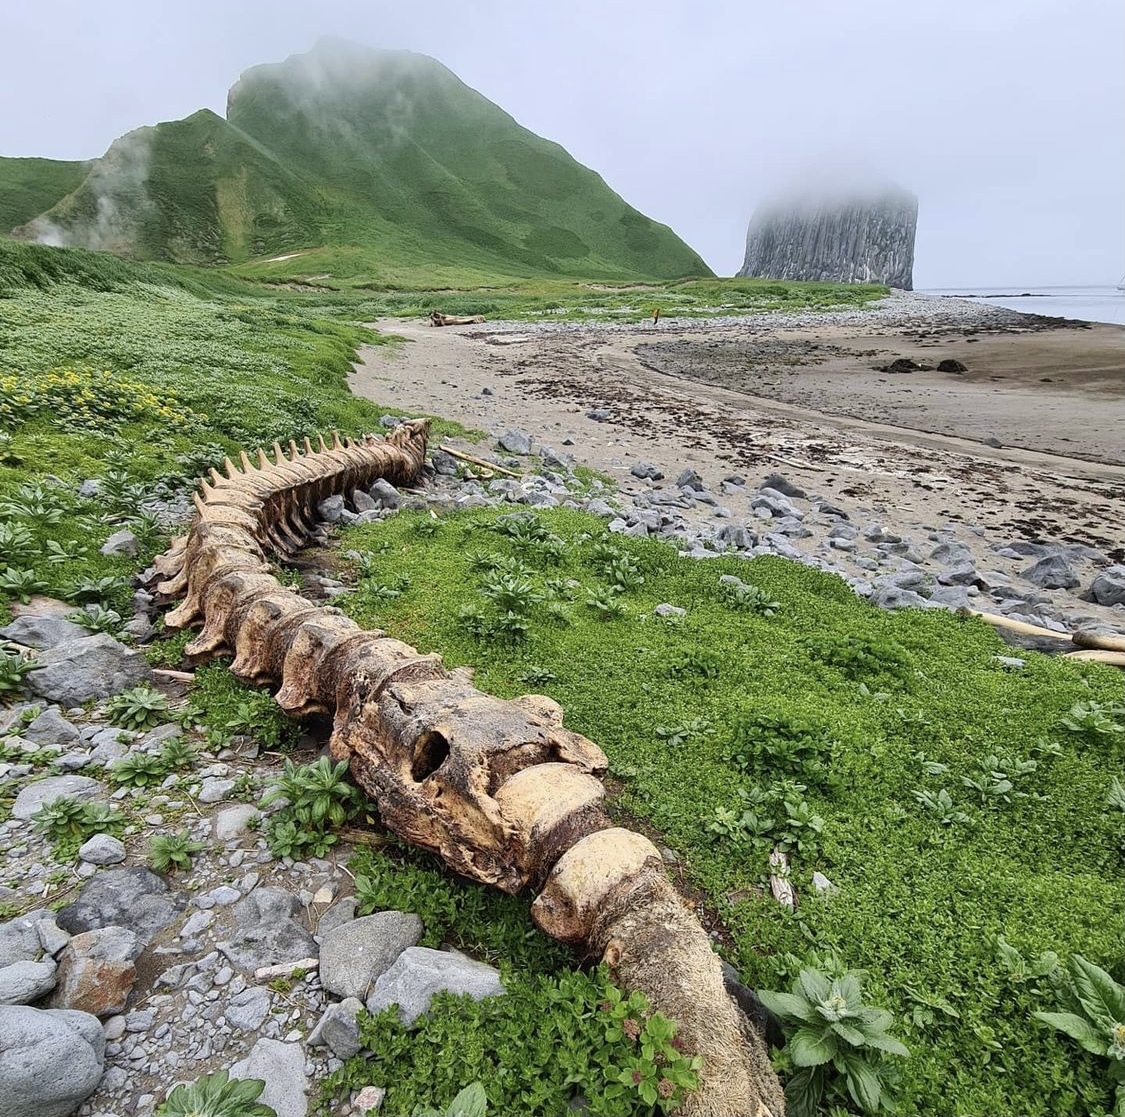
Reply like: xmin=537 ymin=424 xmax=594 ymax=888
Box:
xmin=2 ymin=0 xmax=1122 ymax=285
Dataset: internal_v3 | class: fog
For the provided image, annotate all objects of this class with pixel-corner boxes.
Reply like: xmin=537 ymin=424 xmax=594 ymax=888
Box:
xmin=2 ymin=0 xmax=1121 ymax=285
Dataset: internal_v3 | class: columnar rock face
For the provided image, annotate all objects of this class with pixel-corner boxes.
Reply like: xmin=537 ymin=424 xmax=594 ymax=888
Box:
xmin=738 ymin=187 xmax=918 ymax=289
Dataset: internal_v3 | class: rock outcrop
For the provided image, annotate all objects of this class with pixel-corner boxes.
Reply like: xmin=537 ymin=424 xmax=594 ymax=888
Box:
xmin=738 ymin=186 xmax=918 ymax=289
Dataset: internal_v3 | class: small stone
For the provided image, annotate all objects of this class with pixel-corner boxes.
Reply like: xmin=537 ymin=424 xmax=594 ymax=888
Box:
xmin=100 ymin=530 xmax=139 ymax=558
xmin=367 ymin=479 xmax=401 ymax=510
xmin=34 ymin=919 xmax=70 ymax=958
xmin=353 ymin=1085 xmax=386 ymax=1114
xmin=1022 ymin=554 xmax=1080 ymax=590
xmin=77 ymin=835 xmax=126 ymax=866
xmin=102 ymin=1014 xmax=126 ymax=1040
xmin=675 ymin=468 xmax=704 ymax=491
xmin=630 ymin=461 xmax=664 ymax=481
xmin=653 ymin=603 xmax=686 ymax=618
xmin=317 ymin=898 xmax=357 ymax=937
xmin=1088 ymin=566 xmax=1125 ymax=607
xmin=48 ymin=927 xmax=143 ymax=1017
xmin=352 ymin=489 xmax=378 ymax=513
xmin=430 ymin=450 xmax=458 ymax=475
xmin=811 ymin=872 xmax=838 ymax=895
xmin=213 ymin=804 xmax=261 ymax=842
xmin=319 ymin=912 xmax=423 ymax=1000
xmin=198 ymin=777 xmax=236 ymax=804
xmin=124 ymin=1008 xmax=154 ymax=1031
xmin=759 ymin=473 xmax=806 ymax=499
xmin=226 ymin=986 xmax=271 ymax=1031
xmin=205 ymin=886 xmax=242 ymax=906
xmin=23 ymin=708 xmax=81 ymax=749
xmin=585 ymin=407 xmax=611 ymax=421
xmin=0 ymin=959 xmax=58 ymax=1005
xmin=317 ymin=495 xmax=345 ymax=523
xmin=993 ymin=655 xmax=1026 ymax=670
xmin=307 ymin=997 xmax=364 ymax=1059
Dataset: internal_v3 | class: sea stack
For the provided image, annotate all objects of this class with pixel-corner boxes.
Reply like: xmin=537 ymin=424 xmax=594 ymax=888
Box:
xmin=738 ymin=185 xmax=918 ymax=289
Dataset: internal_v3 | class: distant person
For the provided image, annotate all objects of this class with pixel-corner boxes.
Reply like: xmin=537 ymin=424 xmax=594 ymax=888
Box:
xmin=652 ymin=307 xmax=661 ymax=325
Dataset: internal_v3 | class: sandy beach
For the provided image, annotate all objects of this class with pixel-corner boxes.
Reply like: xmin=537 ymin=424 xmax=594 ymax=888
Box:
xmin=350 ymin=292 xmax=1125 ymax=633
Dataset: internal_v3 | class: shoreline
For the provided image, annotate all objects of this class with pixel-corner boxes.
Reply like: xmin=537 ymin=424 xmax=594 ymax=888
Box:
xmin=351 ymin=293 xmax=1125 ymax=637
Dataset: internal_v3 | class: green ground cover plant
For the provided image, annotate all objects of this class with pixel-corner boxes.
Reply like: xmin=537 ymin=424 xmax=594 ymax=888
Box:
xmin=338 ymin=505 xmax=1124 ymax=1117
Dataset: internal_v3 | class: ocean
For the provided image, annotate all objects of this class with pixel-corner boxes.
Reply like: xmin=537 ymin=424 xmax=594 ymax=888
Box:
xmin=922 ymin=285 xmax=1125 ymax=326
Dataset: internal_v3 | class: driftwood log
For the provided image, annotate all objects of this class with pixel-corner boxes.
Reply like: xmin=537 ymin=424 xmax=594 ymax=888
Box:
xmin=430 ymin=311 xmax=485 ymax=327
xmin=152 ymin=420 xmax=783 ymax=1117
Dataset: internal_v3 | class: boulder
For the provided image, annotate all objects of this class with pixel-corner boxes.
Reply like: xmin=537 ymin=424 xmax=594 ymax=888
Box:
xmin=0 ymin=914 xmax=45 ymax=967
xmin=231 ymin=1038 xmax=308 ymax=1117
xmin=23 ymin=706 xmax=81 ymax=749
xmin=319 ymin=912 xmax=423 ymax=1000
xmin=0 ymin=615 xmax=88 ymax=651
xmin=56 ymin=867 xmax=184 ymax=945
xmin=0 ymin=1005 xmax=105 ymax=1117
xmin=1088 ymin=566 xmax=1125 ymax=607
xmin=366 ymin=947 xmax=504 ymax=1025
xmin=1021 ymin=554 xmax=1080 ymax=590
xmin=27 ymin=634 xmax=153 ymax=707
xmin=498 ymin=430 xmax=532 ymax=455
xmin=368 ymin=479 xmax=401 ymax=510
xmin=675 ymin=468 xmax=704 ymax=491
xmin=760 ymin=473 xmax=807 ymax=500
xmin=0 ymin=959 xmax=58 ymax=1005
xmin=630 ymin=462 xmax=664 ymax=481
xmin=225 ymin=986 xmax=272 ymax=1032
xmin=99 ymin=530 xmax=138 ymax=558
xmin=12 ymin=776 xmax=103 ymax=821
xmin=47 ymin=926 xmax=142 ymax=1017
xmin=430 ymin=450 xmax=458 ymax=476
xmin=317 ymin=495 xmax=345 ymax=523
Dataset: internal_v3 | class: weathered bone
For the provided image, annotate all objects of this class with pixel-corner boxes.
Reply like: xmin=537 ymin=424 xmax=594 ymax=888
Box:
xmin=152 ymin=417 xmax=783 ymax=1116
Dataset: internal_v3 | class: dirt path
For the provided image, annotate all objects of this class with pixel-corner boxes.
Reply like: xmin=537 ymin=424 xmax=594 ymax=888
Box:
xmin=351 ymin=313 xmax=1125 ymax=566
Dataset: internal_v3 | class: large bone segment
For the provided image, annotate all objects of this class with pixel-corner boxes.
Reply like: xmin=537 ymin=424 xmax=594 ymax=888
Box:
xmin=153 ymin=419 xmax=783 ymax=1117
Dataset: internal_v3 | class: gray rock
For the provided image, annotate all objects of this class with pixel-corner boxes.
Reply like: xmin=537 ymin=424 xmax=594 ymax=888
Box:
xmin=77 ymin=479 xmax=101 ymax=499
xmin=316 ymin=898 xmax=357 ymax=938
xmin=56 ymin=867 xmax=185 ymax=945
xmin=317 ymin=495 xmax=345 ymax=523
xmin=27 ymin=634 xmax=153 ymax=707
xmin=226 ymin=986 xmax=272 ymax=1031
xmin=307 ymin=997 xmax=364 ymax=1059
xmin=77 ymin=835 xmax=126 ymax=866
xmin=430 ymin=450 xmax=459 ymax=475
xmin=498 ymin=430 xmax=532 ymax=455
xmin=937 ymin=564 xmax=981 ymax=587
xmin=368 ymin=479 xmax=401 ymax=510
xmin=585 ymin=499 xmax=615 ymax=518
xmin=1088 ymin=566 xmax=1125 ymax=607
xmin=231 ymin=1038 xmax=308 ymax=1117
xmin=930 ymin=541 xmax=973 ymax=564
xmin=198 ymin=777 xmax=236 ymax=804
xmin=35 ymin=919 xmax=70 ymax=958
xmin=814 ymin=500 xmax=850 ymax=520
xmin=218 ymin=888 xmax=317 ymax=972
xmin=366 ymin=947 xmax=504 ymax=1025
xmin=0 ymin=1005 xmax=105 ymax=1117
xmin=630 ymin=461 xmax=664 ymax=481
xmin=0 ymin=915 xmax=44 ymax=968
xmin=213 ymin=804 xmax=261 ymax=842
xmin=585 ymin=407 xmax=611 ymax=421
xmin=811 ymin=872 xmax=838 ymax=895
xmin=12 ymin=775 xmax=103 ymax=821
xmin=99 ymin=530 xmax=139 ymax=558
xmin=716 ymin=525 xmax=755 ymax=550
xmin=675 ymin=468 xmax=704 ymax=491
xmin=751 ymin=493 xmax=797 ymax=518
xmin=0 ymin=615 xmax=88 ymax=651
xmin=1022 ymin=554 xmax=1080 ymax=590
xmin=87 ymin=729 xmax=131 ymax=768
xmin=24 ymin=708 xmax=80 ymax=749
xmin=351 ymin=489 xmax=378 ymax=513
xmin=653 ymin=603 xmax=686 ymax=618
xmin=760 ymin=473 xmax=807 ymax=500
xmin=994 ymin=656 xmax=1026 ymax=670
xmin=319 ymin=912 xmax=423 ymax=1000
xmin=869 ymin=585 xmax=931 ymax=610
xmin=0 ymin=959 xmax=58 ymax=1005
xmin=928 ymin=585 xmax=976 ymax=610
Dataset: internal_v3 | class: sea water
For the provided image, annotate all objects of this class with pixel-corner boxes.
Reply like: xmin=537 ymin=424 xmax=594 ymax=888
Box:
xmin=923 ymin=285 xmax=1125 ymax=326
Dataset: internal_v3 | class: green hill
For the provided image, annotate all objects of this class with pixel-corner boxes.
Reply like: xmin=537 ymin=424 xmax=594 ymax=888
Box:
xmin=0 ymin=156 xmax=91 ymax=232
xmin=5 ymin=39 xmax=709 ymax=281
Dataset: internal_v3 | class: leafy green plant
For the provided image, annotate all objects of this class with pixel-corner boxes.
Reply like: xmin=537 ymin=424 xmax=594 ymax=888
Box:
xmin=517 ymin=666 xmax=558 ymax=686
xmin=69 ymin=605 xmax=124 ymax=635
xmin=31 ymin=798 xmax=125 ymax=850
xmin=65 ymin=574 xmax=131 ymax=606
xmin=412 ymin=1082 xmax=488 ymax=1117
xmin=0 ymin=643 xmax=36 ymax=700
xmin=106 ymin=686 xmax=172 ymax=730
xmin=720 ymin=579 xmax=781 ymax=616
xmin=260 ymin=756 xmax=364 ymax=858
xmin=216 ymin=695 xmax=293 ymax=751
xmin=1032 ymin=955 xmax=1125 ymax=1116
xmin=585 ymin=588 xmax=627 ymax=620
xmin=912 ymin=786 xmax=971 ymax=826
xmin=666 ymin=648 xmax=721 ymax=681
xmin=107 ymin=751 xmax=170 ymax=788
xmin=148 ymin=830 xmax=205 ymax=873
xmin=758 ymin=968 xmax=909 ymax=1116
xmin=654 ymin=718 xmax=712 ymax=748
xmin=156 ymin=1069 xmax=277 ymax=1117
xmin=0 ymin=523 xmax=34 ymax=563
xmin=802 ymin=632 xmax=911 ymax=683
xmin=480 ymin=572 xmax=540 ymax=615
xmin=1061 ymin=700 xmax=1124 ymax=746
xmin=0 ymin=566 xmax=49 ymax=603
xmin=727 ymin=711 xmax=838 ymax=790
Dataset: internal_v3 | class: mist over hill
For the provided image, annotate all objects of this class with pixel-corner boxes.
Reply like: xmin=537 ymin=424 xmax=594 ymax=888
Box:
xmin=1 ymin=39 xmax=709 ymax=281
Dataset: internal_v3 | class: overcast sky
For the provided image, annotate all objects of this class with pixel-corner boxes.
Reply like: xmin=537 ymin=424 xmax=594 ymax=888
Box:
xmin=2 ymin=0 xmax=1122 ymax=286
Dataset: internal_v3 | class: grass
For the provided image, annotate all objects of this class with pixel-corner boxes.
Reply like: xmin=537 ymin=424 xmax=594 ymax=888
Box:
xmin=335 ymin=505 xmax=1124 ymax=1117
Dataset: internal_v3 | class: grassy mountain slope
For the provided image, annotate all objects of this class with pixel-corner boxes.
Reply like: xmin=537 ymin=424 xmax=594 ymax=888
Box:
xmin=0 ymin=156 xmax=91 ymax=231
xmin=226 ymin=39 xmax=709 ymax=280
xmin=8 ymin=40 xmax=710 ymax=281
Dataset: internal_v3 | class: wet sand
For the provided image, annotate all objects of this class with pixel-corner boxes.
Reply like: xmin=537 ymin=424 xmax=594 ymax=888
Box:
xmin=351 ymin=296 xmax=1125 ymax=568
